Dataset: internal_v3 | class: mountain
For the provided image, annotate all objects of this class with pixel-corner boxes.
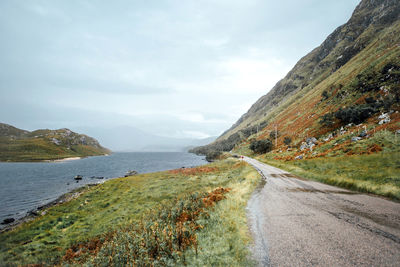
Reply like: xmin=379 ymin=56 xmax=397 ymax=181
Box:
xmin=191 ymin=0 xmax=400 ymax=157
xmin=0 ymin=123 xmax=110 ymax=161
xmin=138 ymin=136 xmax=216 ymax=152
xmin=75 ymin=125 xmax=216 ymax=152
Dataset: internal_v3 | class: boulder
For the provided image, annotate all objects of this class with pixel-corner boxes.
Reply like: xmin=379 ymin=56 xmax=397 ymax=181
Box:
xmin=300 ymin=137 xmax=318 ymax=151
xmin=125 ymin=170 xmax=138 ymax=177
xmin=29 ymin=210 xmax=39 ymax=216
xmin=323 ymin=133 xmax=333 ymax=142
xmin=379 ymin=117 xmax=391 ymax=125
xmin=51 ymin=138 xmax=61 ymax=145
xmin=351 ymin=137 xmax=362 ymax=142
xmin=309 ymin=143 xmax=315 ymax=151
xmin=359 ymin=130 xmax=368 ymax=137
xmin=1 ymin=218 xmax=15 ymax=224
xmin=300 ymin=142 xmax=308 ymax=151
xmin=295 ymin=155 xmax=303 ymax=160
xmin=90 ymin=176 xmax=104 ymax=179
xmin=378 ymin=113 xmax=391 ymax=125
xmin=306 ymin=137 xmax=317 ymax=145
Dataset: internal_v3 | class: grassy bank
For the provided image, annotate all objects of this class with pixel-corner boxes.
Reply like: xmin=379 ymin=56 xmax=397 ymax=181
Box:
xmin=0 ymin=158 xmax=260 ymax=266
xmin=232 ymin=129 xmax=400 ymax=200
xmin=258 ymin=152 xmax=400 ymax=200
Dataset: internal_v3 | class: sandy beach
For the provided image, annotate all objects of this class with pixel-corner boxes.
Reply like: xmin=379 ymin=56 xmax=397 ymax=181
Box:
xmin=43 ymin=157 xmax=82 ymax=163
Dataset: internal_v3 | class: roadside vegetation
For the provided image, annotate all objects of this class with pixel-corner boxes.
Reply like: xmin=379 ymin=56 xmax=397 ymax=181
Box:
xmin=235 ymin=130 xmax=400 ymax=200
xmin=260 ymin=152 xmax=400 ymax=200
xmin=0 ymin=158 xmax=260 ymax=266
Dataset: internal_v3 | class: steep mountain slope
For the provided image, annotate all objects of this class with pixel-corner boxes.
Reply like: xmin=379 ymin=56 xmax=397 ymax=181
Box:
xmin=192 ymin=0 xmax=400 ymax=155
xmin=0 ymin=123 xmax=110 ymax=161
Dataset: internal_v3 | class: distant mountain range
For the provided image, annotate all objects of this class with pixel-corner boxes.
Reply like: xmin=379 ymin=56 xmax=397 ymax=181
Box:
xmin=0 ymin=123 xmax=110 ymax=161
xmin=192 ymin=0 xmax=400 ymax=156
xmin=75 ymin=125 xmax=216 ymax=152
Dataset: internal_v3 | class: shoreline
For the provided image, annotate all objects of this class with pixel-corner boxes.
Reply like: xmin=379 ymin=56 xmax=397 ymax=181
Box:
xmin=46 ymin=153 xmax=111 ymax=163
xmin=0 ymin=153 xmax=110 ymax=163
xmin=0 ymin=183 xmax=102 ymax=233
xmin=44 ymin=156 xmax=82 ymax=163
xmin=0 ymin=152 xmax=205 ymax=232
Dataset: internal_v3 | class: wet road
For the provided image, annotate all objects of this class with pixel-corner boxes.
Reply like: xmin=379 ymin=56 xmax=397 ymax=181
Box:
xmin=245 ymin=156 xmax=400 ymax=267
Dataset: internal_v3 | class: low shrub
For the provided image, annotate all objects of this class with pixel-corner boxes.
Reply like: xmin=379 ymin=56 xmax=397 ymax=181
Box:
xmin=334 ymin=104 xmax=376 ymax=124
xmin=205 ymin=151 xmax=222 ymax=162
xmin=250 ymin=139 xmax=273 ymax=154
xmin=283 ymin=137 xmax=292 ymax=146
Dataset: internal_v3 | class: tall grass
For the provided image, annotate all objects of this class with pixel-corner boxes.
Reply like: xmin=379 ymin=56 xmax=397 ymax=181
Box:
xmin=261 ymin=152 xmax=400 ymax=200
xmin=0 ymin=159 xmax=260 ymax=266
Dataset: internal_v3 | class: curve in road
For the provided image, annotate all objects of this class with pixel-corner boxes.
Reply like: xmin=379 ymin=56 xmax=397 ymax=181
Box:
xmin=245 ymin=156 xmax=400 ymax=267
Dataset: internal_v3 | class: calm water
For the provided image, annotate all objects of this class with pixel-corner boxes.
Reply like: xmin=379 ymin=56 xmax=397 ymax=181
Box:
xmin=0 ymin=152 xmax=205 ymax=226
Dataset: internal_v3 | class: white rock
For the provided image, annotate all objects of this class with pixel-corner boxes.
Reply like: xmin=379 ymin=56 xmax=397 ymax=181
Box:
xmin=378 ymin=113 xmax=389 ymax=119
xmin=379 ymin=118 xmax=391 ymax=125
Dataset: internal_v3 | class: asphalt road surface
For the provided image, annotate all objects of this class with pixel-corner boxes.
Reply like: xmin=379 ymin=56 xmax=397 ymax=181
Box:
xmin=245 ymin=156 xmax=400 ymax=267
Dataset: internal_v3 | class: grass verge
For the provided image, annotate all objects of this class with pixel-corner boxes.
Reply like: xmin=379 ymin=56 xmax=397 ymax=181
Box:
xmin=259 ymin=151 xmax=400 ymax=200
xmin=0 ymin=158 xmax=260 ymax=266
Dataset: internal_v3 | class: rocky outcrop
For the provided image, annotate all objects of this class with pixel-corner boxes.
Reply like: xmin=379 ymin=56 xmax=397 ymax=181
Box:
xmin=300 ymin=137 xmax=318 ymax=151
xmin=1 ymin=218 xmax=15 ymax=225
xmin=0 ymin=123 xmax=29 ymax=137
xmin=378 ymin=113 xmax=391 ymax=124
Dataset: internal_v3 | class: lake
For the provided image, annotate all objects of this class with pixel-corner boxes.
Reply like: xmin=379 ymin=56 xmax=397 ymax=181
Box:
xmin=0 ymin=152 xmax=206 ymax=227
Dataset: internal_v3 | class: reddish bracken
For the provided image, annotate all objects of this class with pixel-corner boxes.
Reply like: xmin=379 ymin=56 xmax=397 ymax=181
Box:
xmin=202 ymin=187 xmax=231 ymax=208
xmin=168 ymin=166 xmax=219 ymax=175
xmin=61 ymin=187 xmax=231 ymax=265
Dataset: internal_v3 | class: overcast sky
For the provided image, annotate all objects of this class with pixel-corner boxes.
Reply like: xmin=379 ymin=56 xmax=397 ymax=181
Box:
xmin=0 ymin=0 xmax=360 ymax=142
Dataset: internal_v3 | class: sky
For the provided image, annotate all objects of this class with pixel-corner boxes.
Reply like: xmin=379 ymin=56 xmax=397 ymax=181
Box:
xmin=0 ymin=0 xmax=361 ymax=149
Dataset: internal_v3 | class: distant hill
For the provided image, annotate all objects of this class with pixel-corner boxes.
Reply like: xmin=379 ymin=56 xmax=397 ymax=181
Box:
xmin=75 ymin=125 xmax=216 ymax=152
xmin=191 ymin=0 xmax=400 ymax=156
xmin=0 ymin=123 xmax=110 ymax=161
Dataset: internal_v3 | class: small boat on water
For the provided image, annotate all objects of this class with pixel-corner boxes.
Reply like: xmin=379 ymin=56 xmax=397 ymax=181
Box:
xmin=74 ymin=175 xmax=83 ymax=180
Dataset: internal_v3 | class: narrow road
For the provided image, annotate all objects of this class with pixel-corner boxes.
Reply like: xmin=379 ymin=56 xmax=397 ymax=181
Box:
xmin=245 ymin=156 xmax=400 ymax=267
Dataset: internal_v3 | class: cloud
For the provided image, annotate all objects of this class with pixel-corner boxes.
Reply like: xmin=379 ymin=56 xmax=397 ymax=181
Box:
xmin=176 ymin=130 xmax=211 ymax=139
xmin=202 ymin=38 xmax=230 ymax=48
xmin=176 ymin=112 xmax=226 ymax=124
xmin=0 ymin=0 xmax=361 ymax=144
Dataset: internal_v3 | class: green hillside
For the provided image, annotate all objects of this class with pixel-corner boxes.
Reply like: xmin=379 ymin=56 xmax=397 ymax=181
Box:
xmin=0 ymin=123 xmax=110 ymax=161
xmin=192 ymin=0 xmax=399 ymax=155
xmin=191 ymin=0 xmax=400 ymax=198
